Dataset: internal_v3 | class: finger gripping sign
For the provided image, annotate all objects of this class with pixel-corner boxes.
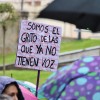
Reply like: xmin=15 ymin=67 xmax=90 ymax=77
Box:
xmin=15 ymin=20 xmax=62 ymax=72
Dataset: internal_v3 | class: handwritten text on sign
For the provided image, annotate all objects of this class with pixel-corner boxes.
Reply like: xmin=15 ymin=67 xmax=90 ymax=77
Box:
xmin=15 ymin=20 xmax=62 ymax=71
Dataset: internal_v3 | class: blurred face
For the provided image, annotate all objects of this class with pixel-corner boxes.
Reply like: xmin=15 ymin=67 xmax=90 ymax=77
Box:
xmin=3 ymin=84 xmax=18 ymax=100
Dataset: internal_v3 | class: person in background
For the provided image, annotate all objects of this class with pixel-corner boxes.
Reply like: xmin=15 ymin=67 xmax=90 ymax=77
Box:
xmin=0 ymin=94 xmax=12 ymax=100
xmin=0 ymin=76 xmax=24 ymax=100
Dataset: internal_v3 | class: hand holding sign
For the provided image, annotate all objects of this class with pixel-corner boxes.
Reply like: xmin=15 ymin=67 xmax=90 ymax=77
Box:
xmin=15 ymin=20 xmax=62 ymax=72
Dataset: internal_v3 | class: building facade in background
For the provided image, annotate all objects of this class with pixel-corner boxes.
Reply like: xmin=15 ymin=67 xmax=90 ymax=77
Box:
xmin=0 ymin=0 xmax=94 ymax=54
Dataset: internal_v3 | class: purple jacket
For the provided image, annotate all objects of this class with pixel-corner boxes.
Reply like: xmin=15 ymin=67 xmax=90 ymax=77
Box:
xmin=0 ymin=76 xmax=24 ymax=100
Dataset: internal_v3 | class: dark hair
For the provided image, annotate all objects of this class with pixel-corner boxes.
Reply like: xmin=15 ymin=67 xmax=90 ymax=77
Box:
xmin=2 ymin=82 xmax=24 ymax=100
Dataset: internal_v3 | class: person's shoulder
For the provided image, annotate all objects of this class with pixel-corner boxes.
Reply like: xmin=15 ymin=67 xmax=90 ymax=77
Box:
xmin=0 ymin=94 xmax=12 ymax=100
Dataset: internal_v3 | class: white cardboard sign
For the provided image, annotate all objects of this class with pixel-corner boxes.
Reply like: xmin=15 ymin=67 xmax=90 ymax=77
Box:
xmin=15 ymin=20 xmax=62 ymax=72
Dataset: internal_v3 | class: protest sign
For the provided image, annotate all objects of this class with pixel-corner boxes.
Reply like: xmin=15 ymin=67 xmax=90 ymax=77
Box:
xmin=15 ymin=20 xmax=62 ymax=72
